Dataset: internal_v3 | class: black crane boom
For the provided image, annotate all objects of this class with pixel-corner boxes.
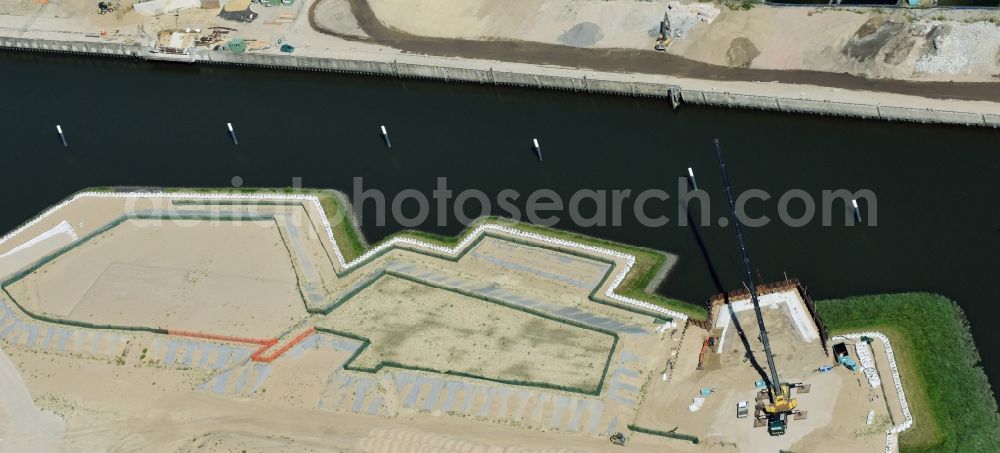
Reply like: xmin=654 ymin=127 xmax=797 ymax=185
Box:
xmin=712 ymin=139 xmax=782 ymax=396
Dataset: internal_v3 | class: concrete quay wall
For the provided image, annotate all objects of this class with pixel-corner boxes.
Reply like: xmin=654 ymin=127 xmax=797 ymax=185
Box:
xmin=1 ymin=36 xmax=996 ymax=129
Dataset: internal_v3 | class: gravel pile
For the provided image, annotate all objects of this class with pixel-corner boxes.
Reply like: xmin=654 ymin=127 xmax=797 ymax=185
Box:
xmin=915 ymin=20 xmax=1000 ymax=74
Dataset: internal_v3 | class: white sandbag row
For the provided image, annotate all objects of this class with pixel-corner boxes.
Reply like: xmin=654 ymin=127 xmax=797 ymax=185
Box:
xmin=0 ymin=191 xmax=688 ymax=323
xmin=833 ymin=332 xmax=913 ymax=453
xmin=855 ymin=342 xmax=882 ymax=388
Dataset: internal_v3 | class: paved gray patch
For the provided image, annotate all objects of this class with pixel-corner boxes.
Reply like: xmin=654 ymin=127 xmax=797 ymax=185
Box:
xmin=441 ymin=381 xmax=461 ymax=412
xmin=459 ymin=383 xmax=477 ymax=414
xmin=393 ymin=372 xmax=414 ymax=390
xmin=512 ymin=391 xmax=532 ymax=420
xmin=366 ymin=396 xmax=383 ymax=415
xmin=353 ymin=378 xmax=373 ymax=413
xmin=477 ymin=387 xmax=497 ymax=417
xmin=468 ymin=250 xmax=601 ymax=289
xmin=330 ymin=337 xmax=364 ymax=353
xmin=278 ymin=214 xmax=326 ymax=305
xmin=585 ymin=400 xmax=604 ymax=433
xmin=198 ymin=344 xmax=217 ymax=368
xmin=42 ymin=327 xmax=55 ymax=348
xmin=403 ymin=376 xmax=426 ymax=408
xmin=613 ymin=366 xmax=640 ymax=379
xmin=616 ymin=382 xmax=640 ymax=394
xmin=26 ymin=324 xmax=38 ymax=348
xmin=299 ymin=334 xmax=321 ymax=349
xmin=549 ymin=395 xmax=570 ymax=429
xmin=104 ymin=335 xmax=122 ymax=355
xmin=531 ymin=393 xmax=550 ymax=423
xmin=212 ymin=370 xmax=232 ymax=394
xmin=605 ymin=414 xmax=620 ymax=436
xmin=232 ymin=348 xmax=252 ymax=363
xmin=213 ymin=346 xmax=232 ymax=369
xmin=334 ymin=375 xmax=354 ymax=408
xmin=90 ymin=332 xmax=104 ymax=354
xmin=249 ymin=363 xmax=272 ymax=393
xmin=567 ymin=398 xmax=587 ymax=432
xmin=234 ymin=366 xmax=251 ymax=393
xmin=56 ymin=329 xmax=71 ymax=351
xmin=183 ymin=342 xmax=198 ymax=367
xmin=285 ymin=342 xmax=306 ymax=358
xmin=609 ymin=393 xmax=637 ymax=407
xmin=0 ymin=319 xmax=20 ymax=339
xmin=495 ymin=388 xmax=512 ymax=416
xmin=621 ymin=351 xmax=642 ymax=363
xmin=165 ymin=340 xmax=179 ymax=364
xmin=422 ymin=379 xmax=444 ymax=411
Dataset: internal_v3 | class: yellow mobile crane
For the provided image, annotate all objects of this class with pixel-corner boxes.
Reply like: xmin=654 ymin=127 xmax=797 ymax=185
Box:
xmin=712 ymin=139 xmax=798 ymax=436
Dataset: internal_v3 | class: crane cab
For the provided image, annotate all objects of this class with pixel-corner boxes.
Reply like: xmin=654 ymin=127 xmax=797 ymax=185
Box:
xmin=767 ymin=413 xmax=787 ymax=436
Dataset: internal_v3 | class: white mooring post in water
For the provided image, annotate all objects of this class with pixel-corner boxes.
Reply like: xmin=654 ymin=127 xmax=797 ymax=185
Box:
xmin=532 ymin=138 xmax=542 ymax=162
xmin=227 ymin=122 xmax=238 ymax=145
xmin=56 ymin=125 xmax=67 ymax=147
xmin=381 ymin=125 xmax=391 ymax=148
xmin=688 ymin=167 xmax=698 ymax=191
xmin=852 ymin=199 xmax=862 ymax=223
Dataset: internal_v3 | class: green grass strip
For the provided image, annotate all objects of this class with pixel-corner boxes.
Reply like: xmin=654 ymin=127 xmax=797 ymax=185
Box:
xmin=816 ymin=293 xmax=1000 ymax=453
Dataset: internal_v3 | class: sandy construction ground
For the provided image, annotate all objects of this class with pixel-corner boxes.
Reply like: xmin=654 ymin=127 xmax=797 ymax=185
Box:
xmin=368 ymin=0 xmax=668 ymax=49
xmin=320 ymin=274 xmax=615 ymax=391
xmin=672 ymin=8 xmax=1000 ymax=81
xmin=0 ymin=192 xmax=908 ymax=452
xmin=6 ymin=218 xmax=306 ymax=338
xmin=360 ymin=0 xmax=1000 ymax=81
xmin=635 ymin=290 xmax=893 ymax=452
xmin=0 ymin=346 xmax=64 ymax=452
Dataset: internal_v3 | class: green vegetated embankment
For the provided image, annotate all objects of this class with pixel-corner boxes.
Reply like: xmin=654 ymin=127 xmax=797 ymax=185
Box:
xmin=816 ymin=293 xmax=1000 ymax=452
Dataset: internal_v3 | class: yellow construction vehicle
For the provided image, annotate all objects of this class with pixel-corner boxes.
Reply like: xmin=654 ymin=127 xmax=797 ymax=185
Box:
xmin=762 ymin=382 xmax=798 ymax=414
xmin=654 ymin=20 xmax=671 ymax=51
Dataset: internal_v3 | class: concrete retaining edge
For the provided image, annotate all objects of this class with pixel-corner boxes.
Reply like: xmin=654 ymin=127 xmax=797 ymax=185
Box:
xmin=0 ymin=191 xmax=690 ymax=323
xmin=1 ymin=36 xmax=997 ymax=129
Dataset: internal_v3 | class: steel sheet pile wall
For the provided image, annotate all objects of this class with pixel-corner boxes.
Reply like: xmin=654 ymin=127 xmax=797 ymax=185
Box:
xmin=1 ymin=37 xmax=996 ymax=129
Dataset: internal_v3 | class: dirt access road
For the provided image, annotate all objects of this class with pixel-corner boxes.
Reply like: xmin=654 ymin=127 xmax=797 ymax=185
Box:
xmin=309 ymin=0 xmax=1000 ymax=102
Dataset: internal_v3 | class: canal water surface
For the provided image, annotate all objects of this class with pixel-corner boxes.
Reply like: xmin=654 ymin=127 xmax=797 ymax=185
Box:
xmin=1 ymin=51 xmax=999 ymax=389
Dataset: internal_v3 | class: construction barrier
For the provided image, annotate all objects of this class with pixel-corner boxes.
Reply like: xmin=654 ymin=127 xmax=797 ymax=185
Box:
xmin=251 ymin=327 xmax=316 ymax=362
xmin=628 ymin=424 xmax=700 ymax=444
xmin=313 ymin=270 xmax=622 ymax=396
xmin=167 ymin=329 xmax=275 ymax=346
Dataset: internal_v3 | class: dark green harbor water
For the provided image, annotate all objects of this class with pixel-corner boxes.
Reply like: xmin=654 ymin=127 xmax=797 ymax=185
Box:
xmin=1 ymin=51 xmax=998 ymax=391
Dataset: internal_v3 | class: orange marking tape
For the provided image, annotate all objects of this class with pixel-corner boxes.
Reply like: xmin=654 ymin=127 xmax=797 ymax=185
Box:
xmin=167 ymin=329 xmax=276 ymax=346
xmin=251 ymin=327 xmax=317 ymax=363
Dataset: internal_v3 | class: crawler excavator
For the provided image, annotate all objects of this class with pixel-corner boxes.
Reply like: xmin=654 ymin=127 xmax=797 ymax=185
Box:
xmin=712 ymin=139 xmax=798 ymax=436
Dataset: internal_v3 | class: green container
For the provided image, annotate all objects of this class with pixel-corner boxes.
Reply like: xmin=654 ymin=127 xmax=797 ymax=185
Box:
xmin=228 ymin=38 xmax=246 ymax=54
